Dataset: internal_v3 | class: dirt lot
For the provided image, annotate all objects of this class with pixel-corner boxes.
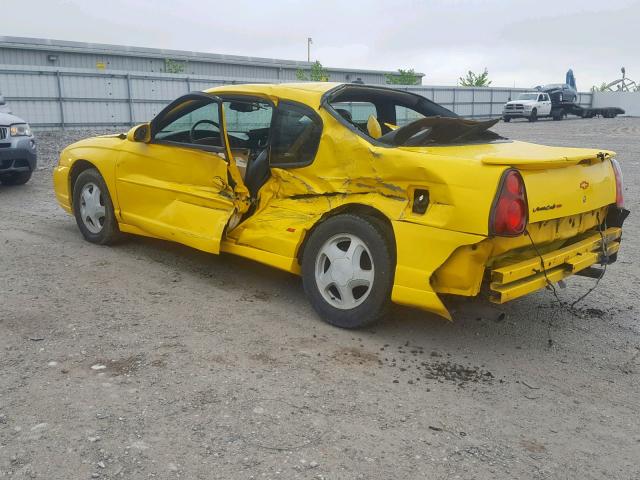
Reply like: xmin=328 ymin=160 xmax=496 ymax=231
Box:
xmin=1 ymin=117 xmax=639 ymax=479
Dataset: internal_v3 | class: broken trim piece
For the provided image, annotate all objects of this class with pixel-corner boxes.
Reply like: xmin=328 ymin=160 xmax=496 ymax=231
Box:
xmin=321 ymin=84 xmax=505 ymax=148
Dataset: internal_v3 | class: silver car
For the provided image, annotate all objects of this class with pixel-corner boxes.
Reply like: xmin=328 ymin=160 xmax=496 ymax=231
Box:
xmin=0 ymin=95 xmax=37 ymax=185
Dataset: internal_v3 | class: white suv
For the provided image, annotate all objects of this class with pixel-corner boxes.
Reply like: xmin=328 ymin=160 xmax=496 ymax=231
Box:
xmin=0 ymin=96 xmax=37 ymax=185
xmin=0 ymin=94 xmax=11 ymax=114
xmin=502 ymin=92 xmax=552 ymax=122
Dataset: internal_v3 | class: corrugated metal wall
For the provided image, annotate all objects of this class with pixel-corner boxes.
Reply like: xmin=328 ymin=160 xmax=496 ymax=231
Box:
xmin=0 ymin=48 xmax=387 ymax=83
xmin=0 ymin=66 xmax=593 ymax=129
xmin=0 ymin=39 xmax=390 ymax=84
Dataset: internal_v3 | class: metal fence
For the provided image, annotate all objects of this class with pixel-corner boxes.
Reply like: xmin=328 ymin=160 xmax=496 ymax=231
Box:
xmin=0 ymin=65 xmax=593 ymax=129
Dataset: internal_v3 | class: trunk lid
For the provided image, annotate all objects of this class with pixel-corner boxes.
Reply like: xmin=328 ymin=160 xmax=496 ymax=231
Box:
xmin=402 ymin=140 xmax=617 ymax=223
xmin=477 ymin=141 xmax=614 ymax=170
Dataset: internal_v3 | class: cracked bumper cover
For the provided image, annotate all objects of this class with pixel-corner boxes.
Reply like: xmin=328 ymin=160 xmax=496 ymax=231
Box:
xmin=489 ymin=226 xmax=622 ymax=303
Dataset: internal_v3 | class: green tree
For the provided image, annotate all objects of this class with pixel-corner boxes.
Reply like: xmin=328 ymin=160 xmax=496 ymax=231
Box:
xmin=385 ymin=68 xmax=420 ymax=85
xmin=296 ymin=60 xmax=329 ymax=81
xmin=458 ymin=68 xmax=492 ymax=87
xmin=165 ymin=59 xmax=186 ymax=74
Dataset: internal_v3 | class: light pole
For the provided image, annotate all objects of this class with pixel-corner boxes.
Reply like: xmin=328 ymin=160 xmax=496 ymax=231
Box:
xmin=307 ymin=37 xmax=313 ymax=63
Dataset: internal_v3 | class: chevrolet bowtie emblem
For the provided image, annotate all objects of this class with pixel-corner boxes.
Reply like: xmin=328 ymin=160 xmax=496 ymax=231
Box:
xmin=580 ymin=181 xmax=589 ymax=190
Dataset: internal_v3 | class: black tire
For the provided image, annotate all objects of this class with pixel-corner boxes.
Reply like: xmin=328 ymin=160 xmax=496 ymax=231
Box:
xmin=528 ymin=109 xmax=537 ymax=122
xmin=552 ymin=109 xmax=563 ymax=121
xmin=0 ymin=169 xmax=32 ymax=186
xmin=502 ymin=116 xmax=511 ymax=123
xmin=301 ymin=214 xmax=394 ymax=329
xmin=72 ymin=168 xmax=120 ymax=245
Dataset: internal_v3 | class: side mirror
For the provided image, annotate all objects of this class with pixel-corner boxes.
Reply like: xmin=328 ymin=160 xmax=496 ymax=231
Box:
xmin=127 ymin=123 xmax=151 ymax=143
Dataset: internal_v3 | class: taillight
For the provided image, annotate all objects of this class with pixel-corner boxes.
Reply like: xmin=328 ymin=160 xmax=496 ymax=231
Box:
xmin=490 ymin=169 xmax=528 ymax=236
xmin=610 ymin=158 xmax=624 ymax=208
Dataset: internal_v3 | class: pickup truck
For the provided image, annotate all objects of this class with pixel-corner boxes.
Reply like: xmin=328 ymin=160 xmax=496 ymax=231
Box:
xmin=502 ymin=92 xmax=552 ymax=122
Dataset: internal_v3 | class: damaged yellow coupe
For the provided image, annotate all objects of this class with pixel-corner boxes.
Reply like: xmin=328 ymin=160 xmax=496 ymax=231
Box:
xmin=53 ymin=83 xmax=628 ymax=328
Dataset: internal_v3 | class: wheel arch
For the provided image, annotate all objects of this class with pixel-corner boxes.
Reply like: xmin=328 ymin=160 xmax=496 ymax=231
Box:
xmin=68 ymin=159 xmax=100 ymax=205
xmin=296 ymin=202 xmax=397 ymax=264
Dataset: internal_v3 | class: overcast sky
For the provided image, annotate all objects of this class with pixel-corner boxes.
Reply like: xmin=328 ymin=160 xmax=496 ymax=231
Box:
xmin=2 ymin=0 xmax=638 ymax=89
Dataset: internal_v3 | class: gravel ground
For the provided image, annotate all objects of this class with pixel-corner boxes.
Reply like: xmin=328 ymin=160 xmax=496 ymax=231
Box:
xmin=1 ymin=117 xmax=639 ymax=479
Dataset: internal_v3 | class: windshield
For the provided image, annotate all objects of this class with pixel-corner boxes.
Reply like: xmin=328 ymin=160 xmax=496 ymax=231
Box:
xmin=517 ymin=93 xmax=538 ymax=101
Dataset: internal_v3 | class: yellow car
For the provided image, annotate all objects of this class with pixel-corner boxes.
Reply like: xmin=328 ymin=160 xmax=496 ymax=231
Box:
xmin=53 ymin=82 xmax=628 ymax=328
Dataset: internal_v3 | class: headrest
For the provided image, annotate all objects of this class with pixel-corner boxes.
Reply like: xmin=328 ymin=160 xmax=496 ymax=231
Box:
xmin=367 ymin=114 xmax=382 ymax=139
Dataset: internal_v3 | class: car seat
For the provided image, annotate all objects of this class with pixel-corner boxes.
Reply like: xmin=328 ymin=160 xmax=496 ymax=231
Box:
xmin=367 ymin=114 xmax=382 ymax=139
xmin=244 ymin=149 xmax=270 ymax=198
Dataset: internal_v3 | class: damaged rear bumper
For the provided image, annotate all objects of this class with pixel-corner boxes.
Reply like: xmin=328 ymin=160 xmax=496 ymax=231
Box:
xmin=489 ymin=226 xmax=622 ymax=303
xmin=429 ymin=206 xmax=629 ymax=315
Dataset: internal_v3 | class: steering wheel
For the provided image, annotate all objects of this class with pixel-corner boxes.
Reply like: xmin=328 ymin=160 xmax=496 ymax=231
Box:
xmin=190 ymin=119 xmax=219 ymax=143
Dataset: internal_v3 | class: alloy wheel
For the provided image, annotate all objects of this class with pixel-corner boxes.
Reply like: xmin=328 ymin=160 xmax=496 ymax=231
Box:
xmin=79 ymin=182 xmax=106 ymax=234
xmin=314 ymin=233 xmax=375 ymax=309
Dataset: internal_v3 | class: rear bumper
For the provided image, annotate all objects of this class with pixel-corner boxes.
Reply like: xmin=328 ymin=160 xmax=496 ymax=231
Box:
xmin=489 ymin=224 xmax=624 ymax=304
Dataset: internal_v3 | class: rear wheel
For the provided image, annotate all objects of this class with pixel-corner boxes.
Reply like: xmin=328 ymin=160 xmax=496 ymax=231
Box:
xmin=0 ymin=170 xmax=32 ymax=185
xmin=528 ymin=109 xmax=537 ymax=122
xmin=302 ymin=214 xmax=394 ymax=329
xmin=72 ymin=168 xmax=120 ymax=245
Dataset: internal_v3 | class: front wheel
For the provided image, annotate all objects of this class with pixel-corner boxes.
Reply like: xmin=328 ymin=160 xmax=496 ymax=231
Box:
xmin=528 ymin=109 xmax=537 ymax=122
xmin=301 ymin=214 xmax=394 ymax=329
xmin=502 ymin=116 xmax=511 ymax=123
xmin=72 ymin=168 xmax=120 ymax=245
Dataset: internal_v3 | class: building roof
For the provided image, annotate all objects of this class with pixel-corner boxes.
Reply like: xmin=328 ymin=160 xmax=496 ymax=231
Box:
xmin=0 ymin=36 xmax=425 ymax=78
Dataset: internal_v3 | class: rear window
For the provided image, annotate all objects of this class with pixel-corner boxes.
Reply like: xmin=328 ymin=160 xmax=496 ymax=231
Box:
xmin=395 ymin=105 xmax=425 ymax=126
xmin=331 ymin=102 xmax=377 ymax=124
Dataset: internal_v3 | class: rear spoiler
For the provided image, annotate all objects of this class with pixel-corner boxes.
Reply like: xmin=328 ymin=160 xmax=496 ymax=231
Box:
xmin=481 ymin=151 xmax=613 ymax=170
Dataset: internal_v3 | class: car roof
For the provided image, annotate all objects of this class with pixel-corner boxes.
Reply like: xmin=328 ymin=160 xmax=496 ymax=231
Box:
xmin=206 ymin=82 xmax=342 ymax=106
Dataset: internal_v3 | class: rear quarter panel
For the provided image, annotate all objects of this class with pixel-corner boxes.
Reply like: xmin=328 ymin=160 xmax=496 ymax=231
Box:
xmin=265 ymin=109 xmax=508 ymax=236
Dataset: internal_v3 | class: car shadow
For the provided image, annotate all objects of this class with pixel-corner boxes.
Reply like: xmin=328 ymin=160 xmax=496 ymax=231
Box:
xmin=113 ymin=232 xmax=571 ymax=355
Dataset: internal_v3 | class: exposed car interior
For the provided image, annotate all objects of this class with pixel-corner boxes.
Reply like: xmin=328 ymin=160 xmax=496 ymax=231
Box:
xmin=326 ymin=85 xmax=503 ymax=146
xmin=151 ymin=94 xmax=322 ymax=199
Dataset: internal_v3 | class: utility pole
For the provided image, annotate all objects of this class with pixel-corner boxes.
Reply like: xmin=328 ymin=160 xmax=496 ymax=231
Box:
xmin=307 ymin=37 xmax=313 ymax=63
